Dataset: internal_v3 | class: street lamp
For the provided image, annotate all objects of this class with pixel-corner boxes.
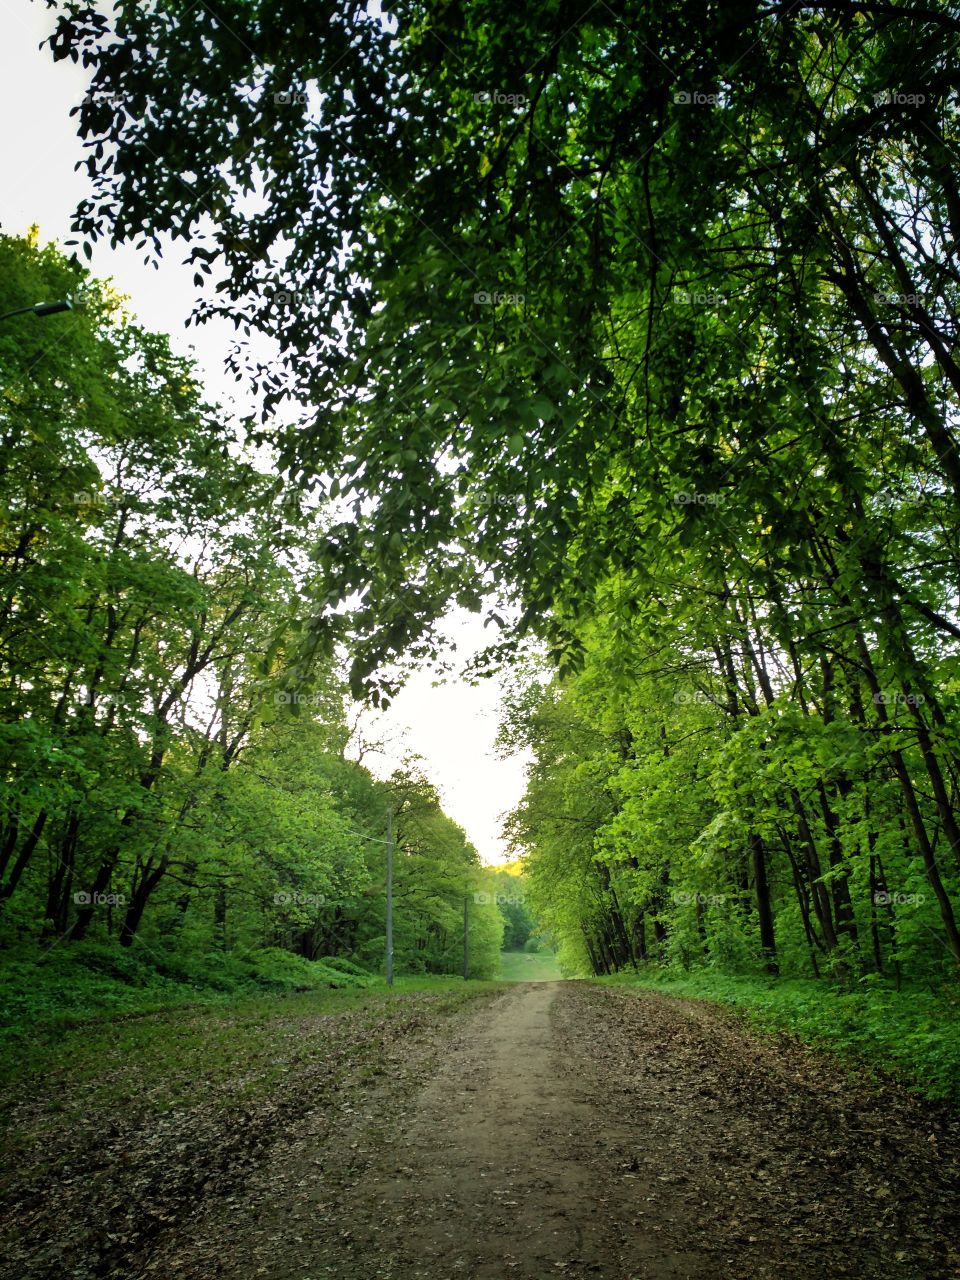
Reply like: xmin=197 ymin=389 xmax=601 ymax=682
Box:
xmin=0 ymin=298 xmax=74 ymax=322
xmin=345 ymin=809 xmax=395 ymax=986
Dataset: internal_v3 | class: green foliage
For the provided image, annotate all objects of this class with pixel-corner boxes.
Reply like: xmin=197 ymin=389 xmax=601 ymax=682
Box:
xmin=477 ymin=860 xmax=537 ymax=950
xmin=47 ymin=0 xmax=960 ymax=698
xmin=0 ymin=232 xmax=497 ymax=1017
xmin=0 ymin=940 xmax=376 ymax=1047
xmin=30 ymin=0 xmax=960 ymax=1102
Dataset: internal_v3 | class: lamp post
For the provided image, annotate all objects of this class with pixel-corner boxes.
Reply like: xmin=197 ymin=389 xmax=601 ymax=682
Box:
xmin=0 ymin=298 xmax=74 ymax=322
xmin=463 ymin=893 xmax=469 ymax=980
xmin=385 ymin=807 xmax=394 ymax=987
xmin=345 ymin=809 xmax=395 ymax=986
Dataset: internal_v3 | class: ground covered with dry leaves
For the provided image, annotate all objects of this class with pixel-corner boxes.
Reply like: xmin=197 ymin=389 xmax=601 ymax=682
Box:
xmin=2 ymin=980 xmax=958 ymax=1280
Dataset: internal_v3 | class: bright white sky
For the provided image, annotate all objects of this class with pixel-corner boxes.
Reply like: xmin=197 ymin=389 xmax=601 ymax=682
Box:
xmin=0 ymin=3 xmax=529 ymax=864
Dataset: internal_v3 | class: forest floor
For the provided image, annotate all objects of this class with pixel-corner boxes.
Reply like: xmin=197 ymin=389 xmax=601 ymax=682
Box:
xmin=2 ymin=980 xmax=959 ymax=1280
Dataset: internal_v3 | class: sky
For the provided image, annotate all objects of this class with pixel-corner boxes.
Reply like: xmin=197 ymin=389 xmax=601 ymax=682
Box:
xmin=0 ymin=3 xmax=530 ymax=864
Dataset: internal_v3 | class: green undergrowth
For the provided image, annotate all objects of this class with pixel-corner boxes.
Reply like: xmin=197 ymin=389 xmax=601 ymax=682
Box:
xmin=0 ymin=941 xmax=493 ymax=1077
xmin=0 ymin=956 xmax=501 ymax=1096
xmin=601 ymin=969 xmax=960 ymax=1105
xmin=0 ymin=940 xmax=373 ymax=1018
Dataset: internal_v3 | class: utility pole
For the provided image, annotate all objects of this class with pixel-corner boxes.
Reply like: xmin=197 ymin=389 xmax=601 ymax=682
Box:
xmin=344 ymin=814 xmax=396 ymax=986
xmin=385 ymin=807 xmax=394 ymax=987
xmin=463 ymin=893 xmax=469 ymax=980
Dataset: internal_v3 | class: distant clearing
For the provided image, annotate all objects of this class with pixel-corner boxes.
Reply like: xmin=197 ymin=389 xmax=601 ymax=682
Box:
xmin=498 ymin=950 xmax=564 ymax=982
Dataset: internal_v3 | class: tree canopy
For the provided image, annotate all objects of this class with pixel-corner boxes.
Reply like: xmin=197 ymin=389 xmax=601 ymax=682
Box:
xmin=39 ymin=0 xmax=960 ymax=981
xmin=48 ymin=0 xmax=960 ymax=690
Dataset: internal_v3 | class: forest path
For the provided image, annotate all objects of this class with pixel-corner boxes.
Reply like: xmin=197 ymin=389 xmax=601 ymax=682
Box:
xmin=138 ymin=980 xmax=960 ymax=1280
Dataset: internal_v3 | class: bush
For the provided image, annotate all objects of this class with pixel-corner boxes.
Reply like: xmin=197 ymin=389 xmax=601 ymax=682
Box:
xmin=0 ymin=941 xmax=379 ymax=1048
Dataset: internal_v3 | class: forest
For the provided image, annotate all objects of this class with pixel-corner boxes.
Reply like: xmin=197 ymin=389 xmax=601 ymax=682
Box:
xmin=0 ymin=228 xmax=516 ymax=1016
xmin=3 ymin=0 xmax=959 ymax=1074
xmin=2 ymin=2 xmax=960 ymax=1276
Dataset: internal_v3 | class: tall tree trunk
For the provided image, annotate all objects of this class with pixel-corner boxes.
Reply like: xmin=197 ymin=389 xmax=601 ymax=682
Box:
xmin=0 ymin=810 xmax=47 ymax=906
xmin=750 ymin=833 xmax=778 ymax=975
xmin=118 ymin=855 xmax=170 ymax=947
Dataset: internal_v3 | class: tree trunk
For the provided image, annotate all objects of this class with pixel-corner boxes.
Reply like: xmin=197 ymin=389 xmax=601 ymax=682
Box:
xmin=750 ymin=833 xmax=778 ymax=975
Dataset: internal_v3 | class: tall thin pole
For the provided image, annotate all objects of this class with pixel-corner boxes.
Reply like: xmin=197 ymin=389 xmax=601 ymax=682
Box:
xmin=385 ymin=807 xmax=394 ymax=987
xmin=463 ymin=893 xmax=469 ymax=980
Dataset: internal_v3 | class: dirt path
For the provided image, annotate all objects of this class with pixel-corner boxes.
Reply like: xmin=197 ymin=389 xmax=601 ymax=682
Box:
xmin=4 ymin=981 xmax=957 ymax=1279
xmin=127 ymin=980 xmax=959 ymax=1280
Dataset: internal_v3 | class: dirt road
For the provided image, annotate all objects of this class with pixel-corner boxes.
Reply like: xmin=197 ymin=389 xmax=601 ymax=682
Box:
xmin=5 ymin=981 xmax=960 ymax=1280
xmin=131 ymin=980 xmax=958 ymax=1280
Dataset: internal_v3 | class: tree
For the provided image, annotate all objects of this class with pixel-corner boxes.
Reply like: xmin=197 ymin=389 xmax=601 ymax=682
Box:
xmin=0 ymin=231 xmax=484 ymax=981
xmin=40 ymin=3 xmax=960 ymax=976
xmin=47 ymin=1 xmax=960 ymax=692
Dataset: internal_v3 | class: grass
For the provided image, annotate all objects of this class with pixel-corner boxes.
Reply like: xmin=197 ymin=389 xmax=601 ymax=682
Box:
xmin=0 ymin=941 xmax=502 ymax=1085
xmin=498 ymin=949 xmax=565 ymax=981
xmin=600 ymin=968 xmax=960 ymax=1104
xmin=0 ymin=972 xmax=505 ymax=1194
xmin=0 ymin=976 xmax=502 ymax=1123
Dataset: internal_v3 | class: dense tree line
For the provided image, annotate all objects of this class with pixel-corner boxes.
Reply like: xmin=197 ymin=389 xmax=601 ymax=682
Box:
xmin=502 ymin=620 xmax=957 ymax=982
xmin=42 ymin=3 xmax=960 ymax=984
xmin=482 ymin=860 xmax=538 ymax=951
xmin=0 ymin=232 xmax=502 ymax=979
